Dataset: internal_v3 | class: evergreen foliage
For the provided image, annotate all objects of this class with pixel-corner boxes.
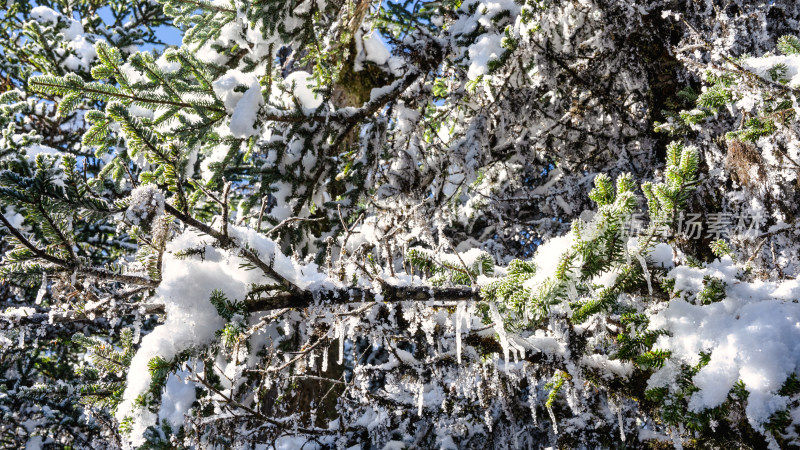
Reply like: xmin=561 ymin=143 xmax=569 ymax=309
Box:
xmin=2 ymin=0 xmax=800 ymax=448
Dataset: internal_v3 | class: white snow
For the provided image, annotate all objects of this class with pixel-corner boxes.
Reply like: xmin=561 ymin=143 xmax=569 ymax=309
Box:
xmin=3 ymin=207 xmax=25 ymax=230
xmin=649 ymin=243 xmax=674 ymax=269
xmin=360 ymin=33 xmax=391 ymax=66
xmin=467 ymin=35 xmax=506 ymax=80
xmin=24 ymin=436 xmax=43 ymax=450
xmin=522 ymin=233 xmax=574 ymax=291
xmin=124 ymin=185 xmax=165 ymax=227
xmin=2 ymin=306 xmax=37 ymax=319
xmin=580 ymin=354 xmax=633 ymax=379
xmin=200 ymin=145 xmax=229 ymax=182
xmin=229 ymin=84 xmax=264 ymax=138
xmin=451 ymin=0 xmax=521 ymax=80
xmin=649 ymin=256 xmax=800 ymax=428
xmin=30 ymin=7 xmax=61 ymax=24
xmin=212 ymin=70 xmax=259 ymax=113
xmin=743 ymin=54 xmax=800 ymax=88
xmin=24 ymin=144 xmax=61 ymax=161
xmin=30 ymin=7 xmax=96 ymax=71
xmin=283 ymin=71 xmax=322 ymax=110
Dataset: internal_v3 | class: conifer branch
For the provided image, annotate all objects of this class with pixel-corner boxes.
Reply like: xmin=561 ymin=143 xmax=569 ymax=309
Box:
xmin=177 ymin=0 xmax=236 ymax=15
xmin=29 ymin=79 xmax=226 ymax=113
xmin=36 ymin=203 xmax=77 ymax=262
xmin=65 ymin=267 xmax=160 ymax=287
xmin=244 ymin=285 xmax=479 ymax=312
xmin=0 ymin=212 xmax=158 ymax=287
xmin=0 ymin=212 xmax=68 ymax=267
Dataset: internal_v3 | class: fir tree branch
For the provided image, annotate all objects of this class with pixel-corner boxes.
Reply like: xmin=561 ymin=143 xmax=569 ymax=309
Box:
xmin=64 ymin=267 xmax=160 ymax=287
xmin=0 ymin=212 xmax=158 ymax=287
xmin=244 ymin=285 xmax=479 ymax=311
xmin=264 ymin=216 xmax=325 ymax=238
xmin=176 ymin=0 xmax=236 ymax=14
xmin=36 ymin=203 xmax=77 ymax=262
xmin=679 ymin=17 xmax=800 ymax=96
xmin=29 ymin=79 xmax=226 ymax=113
xmin=1 ymin=303 xmax=164 ymax=326
xmin=0 ymin=212 xmax=68 ymax=266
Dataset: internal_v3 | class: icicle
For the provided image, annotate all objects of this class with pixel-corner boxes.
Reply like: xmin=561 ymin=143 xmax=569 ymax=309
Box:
xmin=455 ymin=301 xmax=465 ymax=364
xmin=635 ymin=252 xmax=652 ymax=295
xmin=529 ymin=376 xmax=538 ymax=426
xmin=611 ymin=396 xmax=625 ymax=442
xmin=308 ymin=350 xmax=317 ymax=370
xmin=321 ymin=345 xmax=329 ymax=372
xmin=567 ymin=280 xmax=578 ymax=301
xmin=624 ymin=237 xmax=631 ymax=266
xmin=547 ymin=404 xmax=558 ymax=435
xmin=35 ymin=274 xmax=47 ymax=305
xmin=565 ymin=382 xmax=579 ymax=413
xmin=132 ymin=318 xmax=142 ymax=344
xmin=417 ymin=383 xmax=424 ymax=416
xmin=669 ymin=426 xmax=683 ymax=450
xmin=489 ymin=302 xmax=509 ymax=372
xmin=283 ymin=319 xmax=292 ymax=337
xmin=511 ymin=338 xmax=525 ymax=362
xmin=337 ymin=320 xmax=345 ymax=365
xmin=484 ymin=409 xmax=494 ymax=432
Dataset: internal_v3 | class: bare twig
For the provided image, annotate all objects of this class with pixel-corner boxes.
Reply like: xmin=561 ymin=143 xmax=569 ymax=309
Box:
xmin=256 ymin=196 xmax=268 ymax=233
xmin=264 ymin=216 xmax=325 ymax=238
xmin=221 ymin=180 xmax=232 ymax=239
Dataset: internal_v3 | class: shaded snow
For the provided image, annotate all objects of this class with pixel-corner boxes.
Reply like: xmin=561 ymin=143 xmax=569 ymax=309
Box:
xmin=157 ymin=372 xmax=196 ymax=430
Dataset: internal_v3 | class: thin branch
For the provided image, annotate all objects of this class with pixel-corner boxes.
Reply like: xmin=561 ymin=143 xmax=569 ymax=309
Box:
xmin=0 ymin=212 xmax=67 ymax=266
xmin=221 ymin=180 xmax=231 ymax=239
xmin=61 ymin=266 xmax=160 ymax=287
xmin=37 ymin=203 xmax=77 ymax=262
xmin=256 ymin=196 xmax=268 ymax=233
xmin=290 ymin=374 xmax=346 ymax=385
xmin=264 ymin=216 xmax=325 ymax=238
